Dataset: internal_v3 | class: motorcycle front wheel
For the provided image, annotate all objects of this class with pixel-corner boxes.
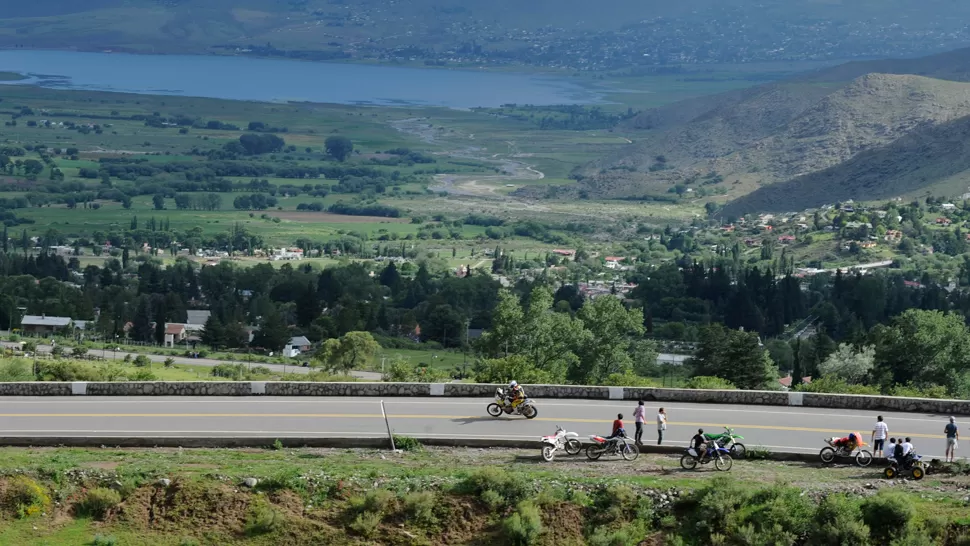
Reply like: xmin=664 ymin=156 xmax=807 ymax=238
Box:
xmin=541 ymin=445 xmax=555 ymax=462
xmin=621 ymin=441 xmax=639 ymax=461
xmin=680 ymin=454 xmax=698 ymax=470
xmin=911 ymin=466 xmax=925 ymax=480
xmin=586 ymin=445 xmax=605 ymax=461
xmin=523 ymin=406 xmax=538 ymax=419
xmin=715 ymin=455 xmax=733 ymax=472
xmin=730 ymin=443 xmax=747 ymax=459
xmin=819 ymin=446 xmax=837 ymax=463
xmin=855 ymin=450 xmax=873 ymax=467
xmin=565 ymin=439 xmax=583 ymax=455
xmin=486 ymin=403 xmax=503 ymax=417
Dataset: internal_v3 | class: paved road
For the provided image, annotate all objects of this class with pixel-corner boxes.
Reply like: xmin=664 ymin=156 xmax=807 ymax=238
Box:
xmin=0 ymin=397 xmax=960 ymax=459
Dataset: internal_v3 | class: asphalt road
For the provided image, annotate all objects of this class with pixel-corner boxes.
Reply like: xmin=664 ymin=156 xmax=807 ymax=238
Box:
xmin=0 ymin=397 xmax=960 ymax=459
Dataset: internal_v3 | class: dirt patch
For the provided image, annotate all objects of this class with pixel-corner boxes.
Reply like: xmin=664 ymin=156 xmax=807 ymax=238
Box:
xmin=542 ymin=503 xmax=586 ymax=542
xmin=436 ymin=495 xmax=495 ymax=545
xmin=274 ymin=211 xmax=409 ymax=223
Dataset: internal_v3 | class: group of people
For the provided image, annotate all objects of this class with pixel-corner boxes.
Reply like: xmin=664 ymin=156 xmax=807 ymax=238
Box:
xmin=871 ymin=414 xmax=960 ymax=463
xmin=603 ymin=401 xmax=669 ymax=447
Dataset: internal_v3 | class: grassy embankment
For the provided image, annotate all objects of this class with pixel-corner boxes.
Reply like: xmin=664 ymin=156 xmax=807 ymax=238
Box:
xmin=0 ymin=446 xmax=968 ymax=545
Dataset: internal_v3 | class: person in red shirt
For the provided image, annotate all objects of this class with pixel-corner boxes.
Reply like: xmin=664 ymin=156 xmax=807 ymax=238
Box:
xmin=609 ymin=413 xmax=625 ymax=438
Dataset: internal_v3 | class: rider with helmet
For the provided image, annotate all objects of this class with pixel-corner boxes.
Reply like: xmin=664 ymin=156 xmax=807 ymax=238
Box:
xmin=506 ymin=381 xmax=526 ymax=410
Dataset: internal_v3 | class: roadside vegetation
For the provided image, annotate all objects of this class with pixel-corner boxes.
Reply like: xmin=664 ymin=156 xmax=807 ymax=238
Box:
xmin=0 ymin=446 xmax=968 ymax=545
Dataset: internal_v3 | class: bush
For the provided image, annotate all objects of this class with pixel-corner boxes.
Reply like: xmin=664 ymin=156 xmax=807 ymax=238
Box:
xmin=76 ymin=488 xmax=122 ymax=520
xmin=501 ymin=501 xmax=543 ymax=546
xmin=889 ymin=383 xmax=949 ymax=399
xmin=393 ymin=435 xmax=424 ymax=452
xmin=2 ymin=475 xmax=51 ymax=519
xmin=602 ymin=372 xmax=660 ymax=387
xmin=163 ymin=357 xmax=175 ymax=368
xmin=795 ymin=375 xmax=880 ymax=395
xmin=348 ymin=511 xmax=382 ymax=538
xmin=457 ymin=468 xmax=532 ymax=509
xmin=806 ymin=494 xmax=870 ymax=545
xmin=132 ymin=355 xmax=151 ymax=368
xmin=683 ymin=376 xmax=736 ymax=390
xmin=0 ymin=359 xmax=31 ymax=381
xmin=348 ymin=489 xmax=395 ymax=516
xmin=403 ymin=491 xmax=438 ymax=528
xmin=128 ymin=369 xmax=157 ymax=381
xmin=211 ymin=363 xmax=247 ymax=379
xmin=90 ymin=535 xmax=118 ymax=546
xmin=245 ymin=498 xmax=284 ymax=536
xmin=473 ymin=355 xmax=558 ymax=385
xmin=861 ymin=491 xmax=916 ymax=541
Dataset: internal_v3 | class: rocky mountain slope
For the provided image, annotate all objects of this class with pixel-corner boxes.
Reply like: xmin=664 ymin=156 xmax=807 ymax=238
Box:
xmin=582 ymin=53 xmax=970 ymax=210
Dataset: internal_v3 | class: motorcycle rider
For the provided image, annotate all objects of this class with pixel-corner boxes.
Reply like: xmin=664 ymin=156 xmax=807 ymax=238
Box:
xmin=605 ymin=413 xmax=626 ymax=450
xmin=506 ymin=381 xmax=526 ymax=411
xmin=690 ymin=428 xmax=707 ymax=459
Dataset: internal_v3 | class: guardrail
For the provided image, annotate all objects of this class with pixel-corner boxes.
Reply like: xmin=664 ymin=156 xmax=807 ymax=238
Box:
xmin=0 ymin=381 xmax=966 ymax=415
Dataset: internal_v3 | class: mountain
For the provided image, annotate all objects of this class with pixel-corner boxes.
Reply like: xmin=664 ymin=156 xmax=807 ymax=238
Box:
xmin=580 ymin=47 xmax=970 ymax=210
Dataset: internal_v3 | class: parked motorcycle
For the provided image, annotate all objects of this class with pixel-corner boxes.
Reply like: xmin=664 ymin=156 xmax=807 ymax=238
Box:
xmin=540 ymin=426 xmax=582 ymax=462
xmin=883 ymin=453 xmax=926 ymax=480
xmin=680 ymin=444 xmax=733 ymax=472
xmin=585 ymin=434 xmax=639 ymax=461
xmin=703 ymin=426 xmax=747 ymax=459
xmin=819 ymin=436 xmax=873 ymax=467
xmin=486 ymin=388 xmax=538 ymax=419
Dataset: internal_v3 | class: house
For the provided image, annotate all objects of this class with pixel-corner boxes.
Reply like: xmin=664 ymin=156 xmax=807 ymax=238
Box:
xmin=20 ymin=315 xmax=72 ymax=335
xmin=885 ymin=230 xmax=903 ymax=242
xmin=942 ymin=203 xmax=957 ymax=211
xmin=604 ymin=256 xmax=627 ymax=270
xmin=936 ymin=217 xmax=952 ymax=226
xmin=779 ymin=374 xmax=812 ymax=389
xmin=284 ymin=336 xmax=312 ymax=358
xmin=859 ymin=241 xmax=877 ymax=249
xmin=721 ymin=225 xmax=735 ymax=233
xmin=271 ymin=248 xmax=304 ymax=261
xmin=163 ymin=323 xmax=187 ymax=347
xmin=186 ymin=310 xmax=211 ymax=326
xmin=744 ymin=238 xmax=761 ymax=247
xmin=552 ymin=249 xmax=575 ymax=257
xmin=777 ymin=235 xmax=796 ymax=245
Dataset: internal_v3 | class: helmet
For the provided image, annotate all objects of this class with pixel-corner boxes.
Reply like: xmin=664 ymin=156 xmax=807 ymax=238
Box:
xmin=698 ymin=428 xmax=704 ymax=434
xmin=509 ymin=380 xmax=518 ymax=388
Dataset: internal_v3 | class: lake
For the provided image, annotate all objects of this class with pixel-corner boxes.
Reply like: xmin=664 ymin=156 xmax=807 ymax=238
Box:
xmin=0 ymin=50 xmax=600 ymax=108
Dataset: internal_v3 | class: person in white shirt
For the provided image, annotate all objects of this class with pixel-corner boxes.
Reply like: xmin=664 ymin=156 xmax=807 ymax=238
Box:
xmin=657 ymin=407 xmax=667 ymax=446
xmin=872 ymin=415 xmax=889 ymax=458
xmin=633 ymin=401 xmax=646 ymax=446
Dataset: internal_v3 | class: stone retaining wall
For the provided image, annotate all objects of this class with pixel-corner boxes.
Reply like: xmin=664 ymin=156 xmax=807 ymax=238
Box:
xmin=0 ymin=381 xmax=967 ymax=415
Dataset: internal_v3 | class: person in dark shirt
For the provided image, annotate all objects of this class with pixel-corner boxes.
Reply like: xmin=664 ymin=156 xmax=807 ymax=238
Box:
xmin=690 ymin=428 xmax=707 ymax=459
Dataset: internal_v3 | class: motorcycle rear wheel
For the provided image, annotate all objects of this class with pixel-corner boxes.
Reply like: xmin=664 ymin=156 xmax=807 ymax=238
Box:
xmin=715 ymin=455 xmax=733 ymax=472
xmin=855 ymin=450 xmax=873 ymax=467
xmin=541 ymin=445 xmax=555 ymax=462
xmin=586 ymin=445 xmax=605 ymax=461
xmin=819 ymin=446 xmax=837 ymax=464
xmin=680 ymin=454 xmax=698 ymax=470
xmin=565 ymin=439 xmax=582 ymax=456
xmin=621 ymin=441 xmax=639 ymax=461
xmin=486 ymin=403 xmax=503 ymax=417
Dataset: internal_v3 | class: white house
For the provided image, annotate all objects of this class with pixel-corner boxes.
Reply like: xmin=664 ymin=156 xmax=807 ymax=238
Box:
xmin=284 ymin=336 xmax=311 ymax=358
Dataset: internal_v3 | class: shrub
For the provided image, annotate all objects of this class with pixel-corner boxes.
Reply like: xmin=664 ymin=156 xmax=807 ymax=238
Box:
xmin=257 ymin=468 xmax=304 ymax=493
xmin=403 ymin=491 xmax=437 ymax=528
xmin=501 ymin=501 xmax=543 ymax=546
xmin=76 ymin=488 xmax=122 ymax=520
xmin=794 ymin=375 xmax=879 ymax=395
xmin=0 ymin=359 xmax=31 ymax=381
xmin=861 ymin=491 xmax=916 ymax=541
xmin=592 ymin=484 xmax=639 ymax=523
xmin=2 ymin=476 xmax=51 ymax=519
xmin=889 ymin=383 xmax=949 ymax=399
xmin=457 ymin=468 xmax=531 ymax=509
xmin=348 ymin=511 xmax=382 ymax=538
xmin=587 ymin=521 xmax=651 ymax=546
xmin=132 ymin=355 xmax=151 ymax=368
xmin=348 ymin=489 xmax=395 ymax=516
xmin=163 ymin=357 xmax=175 ymax=368
xmin=245 ymin=498 xmax=284 ymax=536
xmin=602 ymin=372 xmax=660 ymax=387
xmin=128 ymin=369 xmax=157 ymax=381
xmin=744 ymin=447 xmax=773 ymax=460
xmin=90 ymin=535 xmax=118 ymax=546
xmin=393 ymin=435 xmax=424 ymax=452
xmin=683 ymin=376 xmax=736 ymax=390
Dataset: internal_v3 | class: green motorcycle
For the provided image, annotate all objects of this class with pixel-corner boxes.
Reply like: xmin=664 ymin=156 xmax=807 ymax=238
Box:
xmin=703 ymin=427 xmax=746 ymax=459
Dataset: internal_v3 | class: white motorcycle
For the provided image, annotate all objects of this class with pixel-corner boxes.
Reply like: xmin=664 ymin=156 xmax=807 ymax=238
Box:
xmin=540 ymin=426 xmax=582 ymax=462
xmin=486 ymin=388 xmax=538 ymax=419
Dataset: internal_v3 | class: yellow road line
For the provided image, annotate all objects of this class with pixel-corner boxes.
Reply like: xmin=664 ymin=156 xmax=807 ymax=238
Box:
xmin=0 ymin=413 xmax=943 ymax=440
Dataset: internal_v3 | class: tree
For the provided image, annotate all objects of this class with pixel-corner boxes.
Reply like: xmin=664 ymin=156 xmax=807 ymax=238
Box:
xmin=872 ymin=309 xmax=970 ymax=393
xmin=131 ymin=297 xmax=154 ymax=343
xmin=251 ymin=307 xmax=290 ymax=354
xmin=818 ymin=344 xmax=875 ymax=383
xmin=691 ymin=324 xmax=778 ymax=390
xmin=325 ymin=136 xmax=354 ymax=161
xmin=201 ymin=315 xmax=225 ymax=349
xmin=152 ymin=194 xmax=165 ymax=210
xmin=574 ymin=296 xmax=644 ymax=383
xmin=317 ymin=331 xmax=380 ymax=372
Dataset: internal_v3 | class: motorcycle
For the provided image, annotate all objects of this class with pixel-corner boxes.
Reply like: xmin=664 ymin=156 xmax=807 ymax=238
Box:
xmin=680 ymin=444 xmax=733 ymax=472
xmin=585 ymin=434 xmax=639 ymax=461
xmin=883 ymin=453 xmax=926 ymax=480
xmin=819 ymin=436 xmax=873 ymax=467
xmin=486 ymin=388 xmax=538 ymax=419
xmin=540 ymin=426 xmax=582 ymax=462
xmin=703 ymin=426 xmax=747 ymax=459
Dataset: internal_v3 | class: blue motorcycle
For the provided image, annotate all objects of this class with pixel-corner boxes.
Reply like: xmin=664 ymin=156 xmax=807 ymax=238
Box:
xmin=680 ymin=444 xmax=733 ymax=471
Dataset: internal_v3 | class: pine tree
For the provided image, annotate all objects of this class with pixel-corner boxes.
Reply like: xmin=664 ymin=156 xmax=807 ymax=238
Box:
xmin=252 ymin=307 xmax=290 ymax=353
xmin=1 ymin=225 xmax=7 ymax=253
xmin=131 ymin=297 xmax=154 ymax=342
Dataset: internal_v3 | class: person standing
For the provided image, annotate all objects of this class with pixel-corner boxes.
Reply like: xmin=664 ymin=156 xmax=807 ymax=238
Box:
xmin=872 ymin=416 xmax=889 ymax=458
xmin=657 ymin=407 xmax=667 ymax=445
xmin=633 ymin=401 xmax=646 ymax=446
xmin=945 ymin=417 xmax=959 ymax=463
